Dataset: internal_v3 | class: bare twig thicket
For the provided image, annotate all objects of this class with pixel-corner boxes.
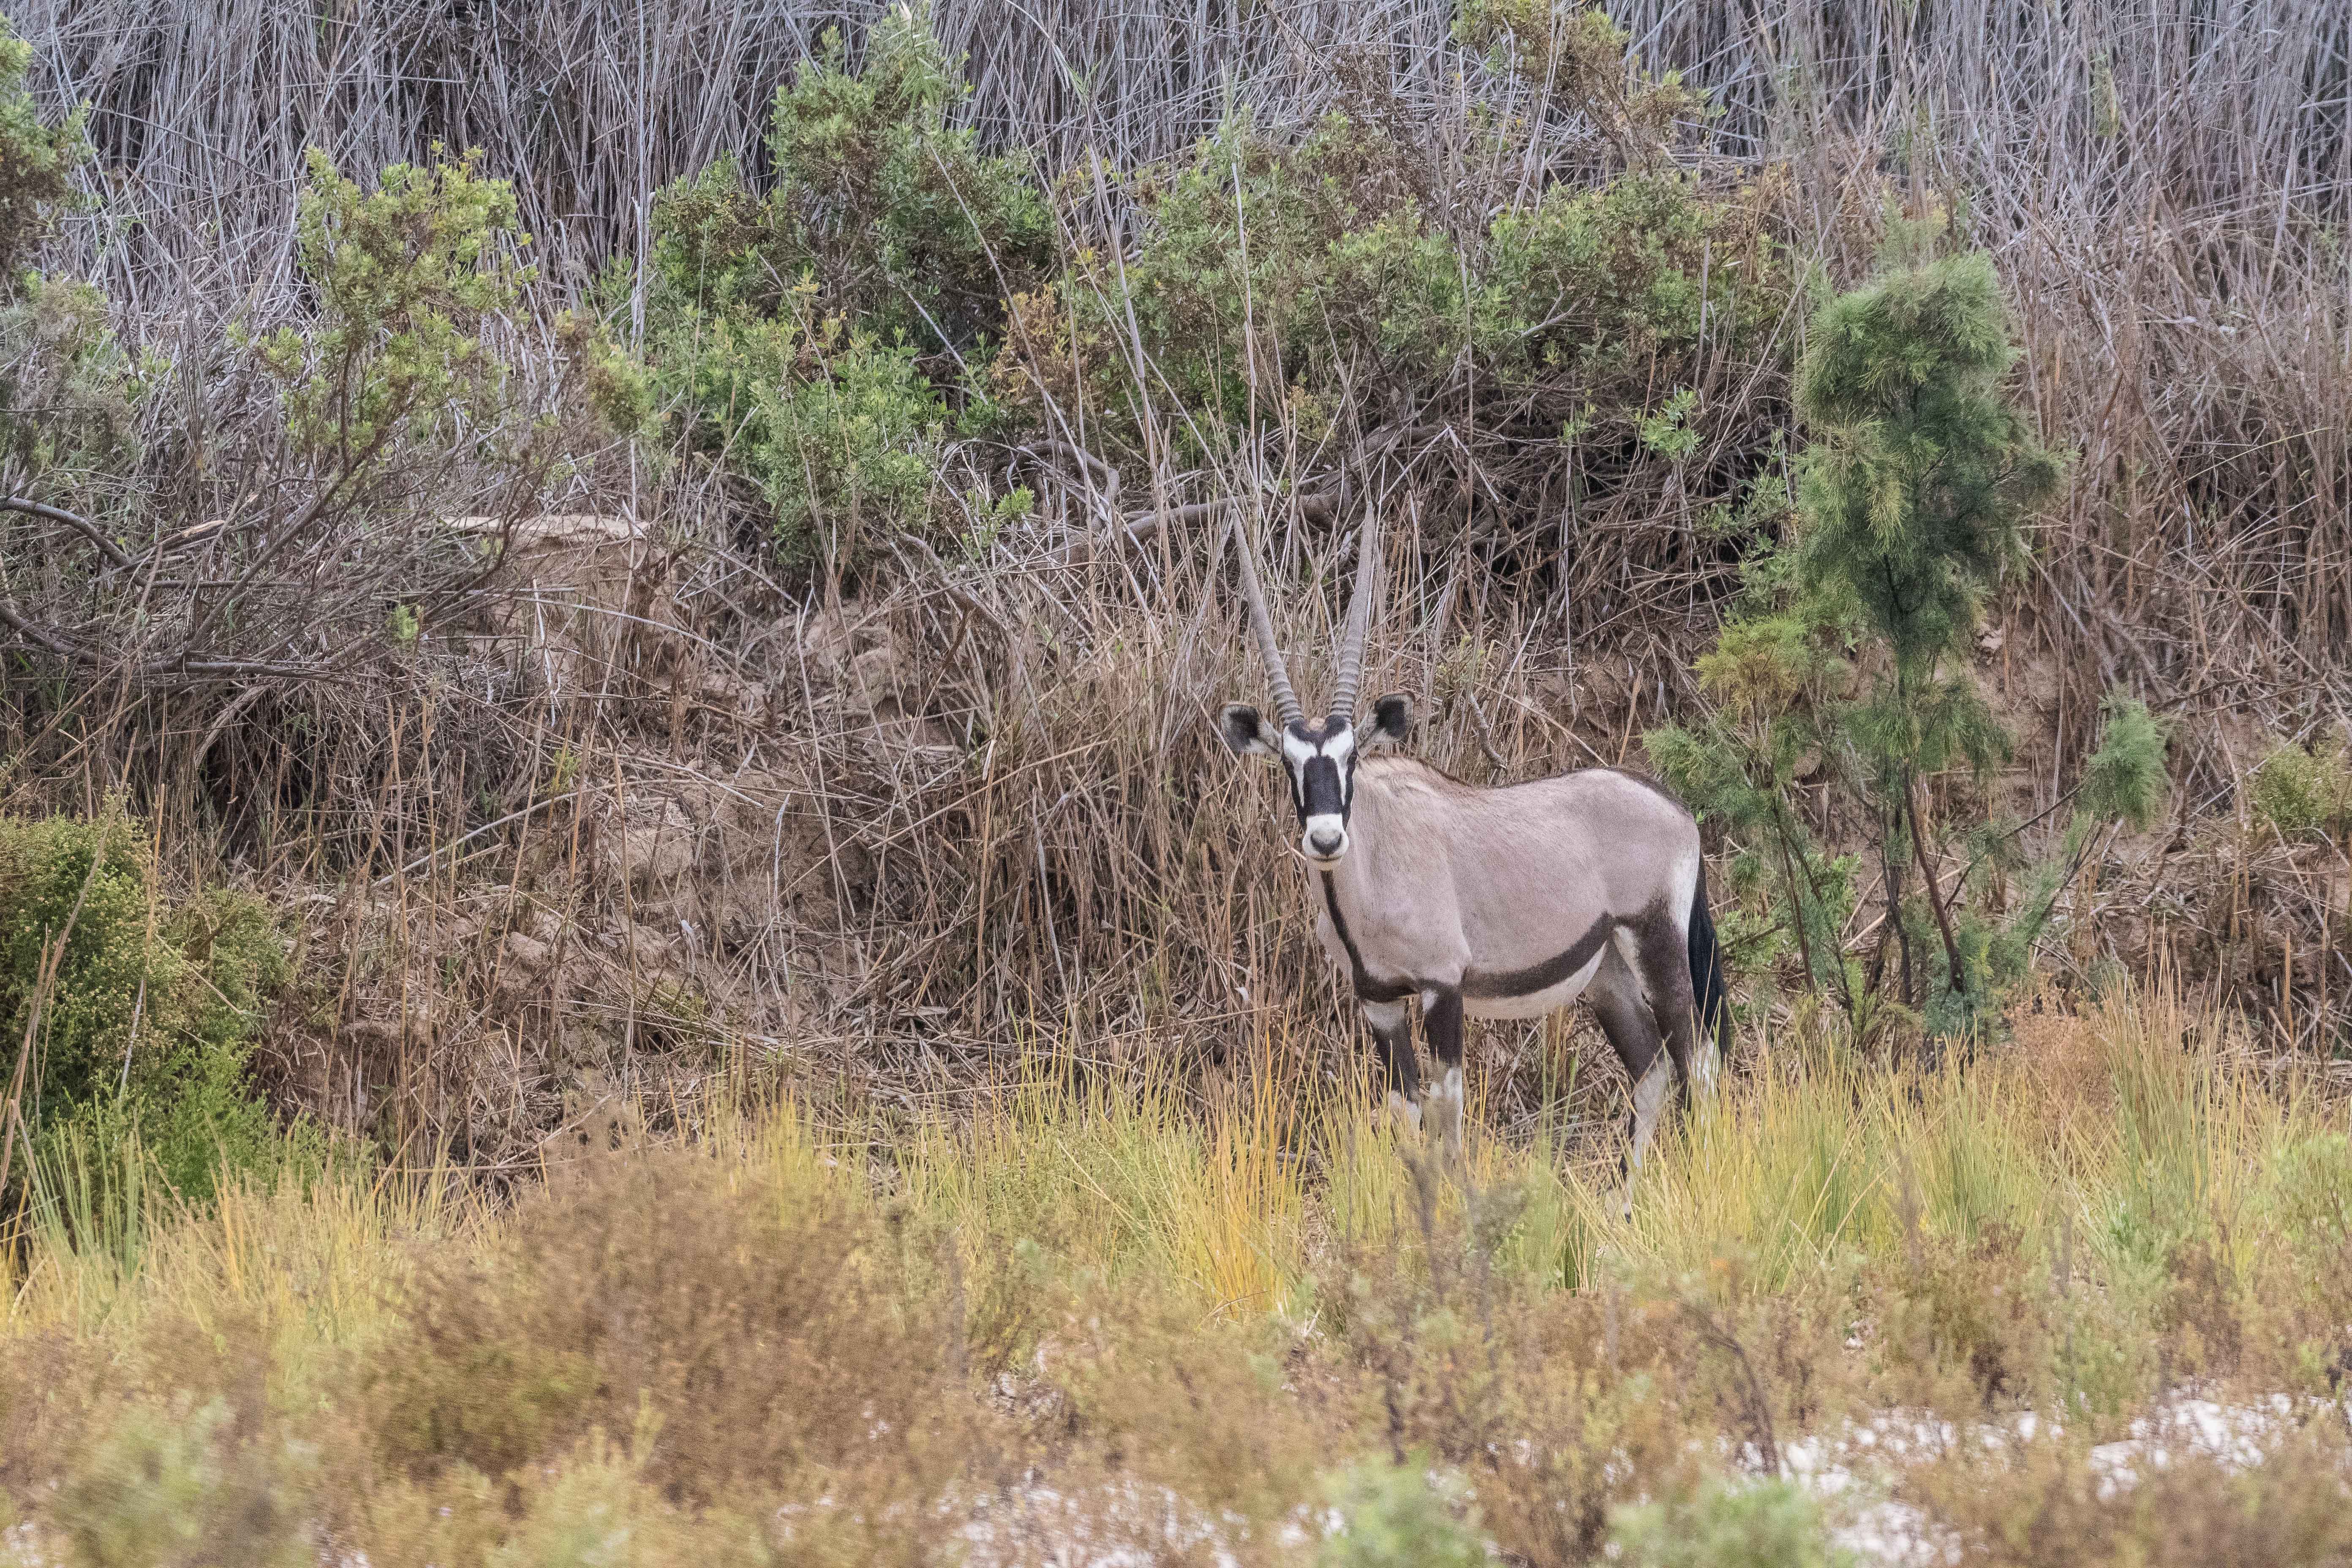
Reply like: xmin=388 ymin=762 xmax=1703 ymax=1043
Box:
xmin=0 ymin=0 xmax=2347 ymax=1161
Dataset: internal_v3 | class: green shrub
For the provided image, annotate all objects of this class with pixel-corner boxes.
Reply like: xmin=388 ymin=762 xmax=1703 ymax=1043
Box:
xmin=1649 ymin=245 xmax=2165 ymax=1050
xmin=1317 ymin=1457 xmax=1490 ymax=1568
xmin=1455 ymin=0 xmax=1704 ymax=155
xmin=0 ymin=19 xmax=85 ymax=288
xmin=1609 ymin=1475 xmax=1851 ymax=1568
xmin=653 ymin=10 xmax=1049 ymax=354
xmin=0 ymin=273 xmax=149 ymax=489
xmin=651 ymin=5 xmax=1791 ymax=569
xmin=1480 ymin=170 xmax=1777 ymax=381
xmin=58 ymin=1396 xmax=316 ymax=1568
xmin=248 ymin=149 xmax=532 ymax=482
xmin=0 ymin=24 xmax=143 ymax=500
xmin=999 ymin=101 xmax=1787 ymax=474
xmin=0 ymin=811 xmax=300 ymax=1203
xmin=2249 ymin=738 xmax=2352 ymax=842
xmin=648 ymin=9 xmax=1023 ymax=568
xmin=748 ymin=307 xmax=944 ymax=567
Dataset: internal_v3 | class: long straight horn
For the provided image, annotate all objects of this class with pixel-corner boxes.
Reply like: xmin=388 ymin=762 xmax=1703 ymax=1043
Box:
xmin=1328 ymin=506 xmax=1380 ymax=724
xmin=1230 ymin=509 xmax=1304 ymax=727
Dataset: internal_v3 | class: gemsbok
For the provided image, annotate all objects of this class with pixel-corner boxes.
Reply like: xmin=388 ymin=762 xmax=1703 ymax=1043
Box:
xmin=1217 ymin=509 xmax=1731 ymax=1198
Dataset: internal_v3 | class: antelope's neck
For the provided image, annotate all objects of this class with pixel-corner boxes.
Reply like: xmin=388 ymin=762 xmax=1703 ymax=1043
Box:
xmin=1325 ymin=765 xmax=1401 ymax=914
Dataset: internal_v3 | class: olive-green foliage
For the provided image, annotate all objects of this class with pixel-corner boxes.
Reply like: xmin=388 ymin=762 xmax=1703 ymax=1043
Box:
xmin=1654 ymin=247 xmax=2164 ymax=1044
xmin=0 ymin=20 xmax=85 ymax=289
xmin=1104 ymin=110 xmax=1458 ymax=419
xmin=649 ymin=10 xmax=1036 ymax=567
xmin=2249 ymin=736 xmax=2352 ymax=842
xmin=247 ymin=149 xmax=542 ymax=494
xmin=0 ymin=275 xmax=148 ymax=487
xmin=648 ymin=270 xmax=945 ymax=569
xmin=1016 ymin=109 xmax=1784 ymax=459
xmin=654 ymin=11 xmax=1049 ymax=351
xmin=59 ymin=1396 xmax=316 ymax=1568
xmin=0 ymin=27 xmax=143 ymax=498
xmin=652 ymin=5 xmax=1785 ymax=570
xmin=0 ymin=813 xmax=297 ymax=1203
xmin=2077 ymin=691 xmax=2172 ymax=834
xmin=1972 ymin=691 xmax=2172 ymax=996
xmin=1455 ymin=0 xmax=1705 ymax=158
xmin=1317 ymin=1458 xmax=1490 ymax=1568
xmin=1794 ymin=252 xmax=2063 ymax=675
xmin=1609 ymin=1476 xmax=1851 ymax=1568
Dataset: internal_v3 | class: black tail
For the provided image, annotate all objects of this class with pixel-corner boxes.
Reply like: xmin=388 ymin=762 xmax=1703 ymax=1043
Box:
xmin=1687 ymin=861 xmax=1733 ymax=1064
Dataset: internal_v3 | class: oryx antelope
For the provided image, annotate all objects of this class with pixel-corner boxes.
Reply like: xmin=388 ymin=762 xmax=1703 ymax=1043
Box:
xmin=1217 ymin=511 xmax=1731 ymax=1194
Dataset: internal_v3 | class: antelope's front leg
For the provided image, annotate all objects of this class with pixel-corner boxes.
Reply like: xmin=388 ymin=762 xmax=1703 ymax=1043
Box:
xmin=1424 ymin=987 xmax=1466 ymax=1162
xmin=1361 ymin=997 xmax=1421 ymax=1134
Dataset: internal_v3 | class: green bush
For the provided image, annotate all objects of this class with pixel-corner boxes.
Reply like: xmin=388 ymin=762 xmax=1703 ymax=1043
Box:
xmin=0 ymin=273 xmax=149 ymax=490
xmin=248 ymin=149 xmax=532 ymax=481
xmin=1013 ymin=109 xmax=1784 ymax=460
xmin=653 ymin=11 xmax=1049 ymax=354
xmin=2250 ymin=738 xmax=2352 ymax=843
xmin=651 ymin=5 xmax=1790 ymax=570
xmin=1609 ymin=1475 xmax=1851 ymax=1568
xmin=58 ymin=1396 xmax=317 ymax=1568
xmin=648 ymin=9 xmax=1026 ymax=568
xmin=0 ymin=23 xmax=144 ymax=502
xmin=747 ymin=305 xmax=944 ymax=568
xmin=0 ymin=19 xmax=85 ymax=289
xmin=0 ymin=811 xmax=300 ymax=1203
xmin=1317 ymin=1457 xmax=1489 ymax=1568
xmin=1650 ymin=245 xmax=2166 ymax=1049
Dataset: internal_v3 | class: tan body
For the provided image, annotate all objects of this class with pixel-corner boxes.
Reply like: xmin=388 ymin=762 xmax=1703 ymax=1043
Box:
xmin=1304 ymin=755 xmax=1719 ymax=1194
xmin=1313 ymin=759 xmax=1701 ymax=1012
xmin=1214 ymin=502 xmax=1728 ymax=1203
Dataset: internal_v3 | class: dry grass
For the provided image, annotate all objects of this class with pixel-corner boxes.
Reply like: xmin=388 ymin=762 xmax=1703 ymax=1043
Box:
xmin=3 ymin=992 xmax=2349 ymax=1564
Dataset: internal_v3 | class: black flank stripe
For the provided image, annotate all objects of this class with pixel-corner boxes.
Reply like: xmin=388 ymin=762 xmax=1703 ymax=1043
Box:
xmin=1319 ymin=874 xmax=1416 ymax=1004
xmin=1462 ymin=914 xmax=1614 ymax=1000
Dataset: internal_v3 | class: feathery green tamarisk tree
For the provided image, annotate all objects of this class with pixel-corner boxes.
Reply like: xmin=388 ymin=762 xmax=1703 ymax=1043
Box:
xmin=1653 ymin=244 xmax=2168 ymax=1047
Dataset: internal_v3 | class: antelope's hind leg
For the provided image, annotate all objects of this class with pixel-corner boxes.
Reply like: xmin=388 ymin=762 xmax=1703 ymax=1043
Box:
xmin=1632 ymin=906 xmax=1704 ymax=1114
xmin=1361 ymin=997 xmax=1422 ymax=1135
xmin=1587 ymin=944 xmax=1668 ymax=1218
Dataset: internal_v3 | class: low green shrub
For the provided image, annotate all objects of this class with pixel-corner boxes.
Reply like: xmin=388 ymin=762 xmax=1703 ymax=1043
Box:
xmin=2249 ymin=736 xmax=2352 ymax=842
xmin=1609 ymin=1475 xmax=1851 ymax=1568
xmin=652 ymin=11 xmax=1049 ymax=354
xmin=648 ymin=9 xmax=1042 ymax=570
xmin=0 ymin=18 xmax=85 ymax=287
xmin=1005 ymin=109 xmax=1787 ymax=464
xmin=653 ymin=5 xmax=1793 ymax=573
xmin=0 ymin=811 xmax=302 ymax=1203
xmin=1317 ymin=1457 xmax=1490 ymax=1568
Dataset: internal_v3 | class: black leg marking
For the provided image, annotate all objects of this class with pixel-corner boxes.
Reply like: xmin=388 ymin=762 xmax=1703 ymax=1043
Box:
xmin=1426 ymin=988 xmax=1465 ymax=1070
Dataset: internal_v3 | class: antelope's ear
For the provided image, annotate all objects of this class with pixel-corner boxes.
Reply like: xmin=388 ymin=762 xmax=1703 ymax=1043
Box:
xmin=1367 ymin=693 xmax=1415 ymax=746
xmin=1218 ymin=704 xmax=1280 ymax=757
